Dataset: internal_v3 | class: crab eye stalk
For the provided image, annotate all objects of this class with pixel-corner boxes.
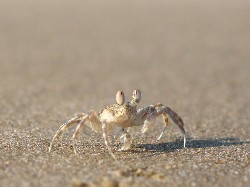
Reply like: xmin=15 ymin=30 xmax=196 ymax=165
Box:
xmin=132 ymin=89 xmax=141 ymax=103
xmin=116 ymin=90 xmax=125 ymax=105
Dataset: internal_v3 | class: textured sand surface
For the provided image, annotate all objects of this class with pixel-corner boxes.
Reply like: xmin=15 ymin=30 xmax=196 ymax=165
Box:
xmin=0 ymin=0 xmax=249 ymax=186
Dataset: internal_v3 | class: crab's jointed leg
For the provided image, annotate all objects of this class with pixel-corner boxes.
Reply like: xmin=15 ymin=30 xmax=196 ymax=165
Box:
xmin=71 ymin=111 xmax=101 ymax=154
xmin=48 ymin=113 xmax=85 ymax=152
xmin=102 ymin=121 xmax=117 ymax=160
xmin=157 ymin=113 xmax=169 ymax=140
xmin=156 ymin=104 xmax=186 ymax=147
xmin=72 ymin=118 xmax=87 ymax=154
xmin=137 ymin=104 xmax=186 ymax=148
xmin=138 ymin=106 xmax=158 ymax=134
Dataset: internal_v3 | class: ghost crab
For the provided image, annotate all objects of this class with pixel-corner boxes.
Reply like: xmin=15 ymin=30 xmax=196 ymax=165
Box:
xmin=49 ymin=89 xmax=186 ymax=159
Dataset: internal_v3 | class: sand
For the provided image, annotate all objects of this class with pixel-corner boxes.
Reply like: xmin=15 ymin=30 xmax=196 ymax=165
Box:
xmin=0 ymin=0 xmax=249 ymax=186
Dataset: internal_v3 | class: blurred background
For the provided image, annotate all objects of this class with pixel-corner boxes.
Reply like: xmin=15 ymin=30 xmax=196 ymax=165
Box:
xmin=1 ymin=0 xmax=249 ymax=135
xmin=0 ymin=0 xmax=249 ymax=186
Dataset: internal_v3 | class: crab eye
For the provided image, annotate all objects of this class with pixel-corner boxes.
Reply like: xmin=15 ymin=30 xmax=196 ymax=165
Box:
xmin=116 ymin=90 xmax=125 ymax=105
xmin=133 ymin=89 xmax=141 ymax=102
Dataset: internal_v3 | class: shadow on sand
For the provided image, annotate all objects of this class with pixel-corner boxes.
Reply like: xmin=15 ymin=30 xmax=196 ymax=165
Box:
xmin=136 ymin=137 xmax=250 ymax=153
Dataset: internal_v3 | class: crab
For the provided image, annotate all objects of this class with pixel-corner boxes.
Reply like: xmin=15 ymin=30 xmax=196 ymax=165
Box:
xmin=49 ymin=89 xmax=186 ymax=159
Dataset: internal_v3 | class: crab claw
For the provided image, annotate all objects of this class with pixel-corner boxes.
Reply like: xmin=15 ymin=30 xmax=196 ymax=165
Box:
xmin=118 ymin=134 xmax=132 ymax=151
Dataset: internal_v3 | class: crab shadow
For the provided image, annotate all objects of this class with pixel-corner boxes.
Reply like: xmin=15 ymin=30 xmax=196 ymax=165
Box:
xmin=135 ymin=137 xmax=250 ymax=153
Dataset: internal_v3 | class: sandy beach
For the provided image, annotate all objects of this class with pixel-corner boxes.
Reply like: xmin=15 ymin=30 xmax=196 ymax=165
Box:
xmin=0 ymin=0 xmax=249 ymax=186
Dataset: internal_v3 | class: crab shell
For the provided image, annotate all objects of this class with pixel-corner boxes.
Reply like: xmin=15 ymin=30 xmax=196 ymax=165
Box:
xmin=98 ymin=103 xmax=137 ymax=127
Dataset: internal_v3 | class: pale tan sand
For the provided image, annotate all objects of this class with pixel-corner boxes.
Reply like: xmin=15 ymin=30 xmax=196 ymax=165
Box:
xmin=0 ymin=0 xmax=249 ymax=186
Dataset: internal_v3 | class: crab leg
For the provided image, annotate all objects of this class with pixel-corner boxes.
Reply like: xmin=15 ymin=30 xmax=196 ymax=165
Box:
xmin=72 ymin=118 xmax=87 ymax=154
xmin=157 ymin=113 xmax=168 ymax=140
xmin=49 ymin=113 xmax=84 ymax=152
xmin=156 ymin=106 xmax=186 ymax=147
xmin=138 ymin=106 xmax=157 ymax=134
xmin=71 ymin=111 xmax=101 ymax=154
xmin=102 ymin=121 xmax=117 ymax=160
